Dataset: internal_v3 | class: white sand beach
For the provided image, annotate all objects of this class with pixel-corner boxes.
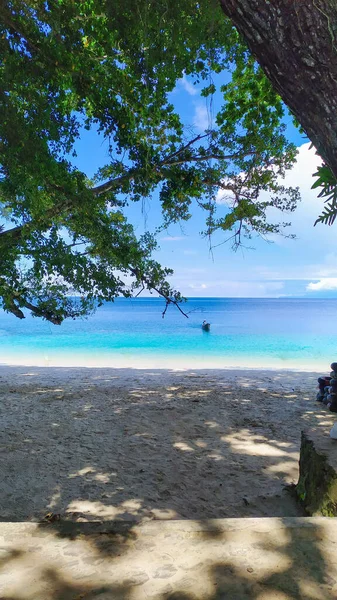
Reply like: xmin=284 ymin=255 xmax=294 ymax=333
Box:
xmin=1 ymin=351 xmax=332 ymax=372
xmin=0 ymin=364 xmax=331 ymax=523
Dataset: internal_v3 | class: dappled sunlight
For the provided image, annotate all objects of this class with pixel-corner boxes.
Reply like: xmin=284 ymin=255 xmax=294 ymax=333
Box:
xmin=255 ymin=592 xmax=292 ymax=600
xmin=265 ymin=460 xmax=299 ymax=482
xmin=207 ymin=452 xmax=224 ymax=461
xmin=66 ymin=498 xmax=144 ymax=520
xmin=0 ymin=518 xmax=336 ymax=599
xmin=129 ymin=389 xmax=157 ymax=396
xmin=297 ymin=579 xmax=331 ymax=600
xmin=222 ymin=430 xmax=299 ymax=459
xmin=301 ymin=410 xmax=336 ymax=429
xmin=18 ymin=387 xmax=66 ymax=395
xmin=173 ymin=441 xmax=194 ymax=452
xmin=0 ymin=524 xmax=136 ymax=599
xmin=47 ymin=486 xmax=61 ymax=511
xmin=0 ymin=364 xmax=324 ymax=524
xmin=195 ymin=439 xmax=207 ymax=448
xmin=147 ymin=507 xmax=180 ymax=519
xmin=0 ymin=366 xmax=336 ymax=596
xmin=68 ymin=467 xmax=114 ymax=484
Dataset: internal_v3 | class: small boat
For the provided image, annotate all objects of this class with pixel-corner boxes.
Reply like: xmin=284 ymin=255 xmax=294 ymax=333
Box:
xmin=202 ymin=320 xmax=210 ymax=332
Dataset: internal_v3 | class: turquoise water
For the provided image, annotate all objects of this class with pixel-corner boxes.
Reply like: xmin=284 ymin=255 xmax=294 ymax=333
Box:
xmin=0 ymin=297 xmax=337 ymax=368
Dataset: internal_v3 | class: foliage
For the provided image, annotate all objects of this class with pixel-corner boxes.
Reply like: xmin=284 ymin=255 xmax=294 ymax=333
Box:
xmin=0 ymin=0 xmax=300 ymax=323
xmin=312 ymin=165 xmax=337 ymax=226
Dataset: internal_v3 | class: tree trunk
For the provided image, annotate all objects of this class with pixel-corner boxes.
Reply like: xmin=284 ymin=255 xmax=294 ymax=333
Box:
xmin=219 ymin=0 xmax=337 ymax=177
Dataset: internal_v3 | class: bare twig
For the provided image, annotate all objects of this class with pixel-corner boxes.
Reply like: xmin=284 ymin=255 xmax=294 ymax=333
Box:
xmin=162 ymin=300 xmax=169 ymax=318
xmin=128 ymin=267 xmax=188 ymax=319
xmin=135 ymin=284 xmax=145 ymax=298
xmin=167 ymin=149 xmax=257 ymax=167
xmin=161 ymin=134 xmax=209 ymax=163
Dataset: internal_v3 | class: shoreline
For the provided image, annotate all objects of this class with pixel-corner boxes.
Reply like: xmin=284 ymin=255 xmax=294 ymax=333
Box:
xmin=0 ymin=352 xmax=328 ymax=373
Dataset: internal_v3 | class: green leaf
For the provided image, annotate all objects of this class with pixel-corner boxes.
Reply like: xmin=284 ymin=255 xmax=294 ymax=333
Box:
xmin=0 ymin=0 xmax=301 ymax=323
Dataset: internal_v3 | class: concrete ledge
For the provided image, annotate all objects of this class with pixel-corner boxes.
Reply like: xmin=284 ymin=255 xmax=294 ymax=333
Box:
xmin=0 ymin=515 xmax=336 ymax=535
xmin=0 ymin=518 xmax=337 ymax=599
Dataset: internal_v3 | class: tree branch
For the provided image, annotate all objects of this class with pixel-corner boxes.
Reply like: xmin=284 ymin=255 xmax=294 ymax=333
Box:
xmin=91 ymin=170 xmax=136 ymax=196
xmin=128 ymin=267 xmax=189 ymax=318
xmin=20 ymin=299 xmax=63 ymax=325
xmin=167 ymin=150 xmax=257 ymax=167
xmin=161 ymin=133 xmax=209 ymax=163
xmin=0 ymin=138 xmax=257 ymax=251
xmin=1 ymin=6 xmax=41 ymax=56
xmin=0 ymin=278 xmax=59 ymax=323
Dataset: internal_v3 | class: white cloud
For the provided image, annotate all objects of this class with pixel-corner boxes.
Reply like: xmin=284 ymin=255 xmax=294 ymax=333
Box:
xmin=187 ymin=282 xmax=208 ymax=290
xmin=313 ymin=253 xmax=337 ymax=278
xmin=307 ymin=278 xmax=337 ymax=291
xmin=193 ymin=103 xmax=209 ymax=131
xmin=157 ymin=143 xmax=337 ymax=297
xmin=215 ymin=143 xmax=325 ymax=231
xmin=179 ymin=74 xmax=198 ymax=96
xmin=213 ymin=143 xmax=337 ymax=283
xmin=161 ymin=236 xmax=185 ymax=242
xmin=215 ymin=143 xmax=322 ymax=207
xmin=216 ymin=189 xmax=236 ymax=205
xmin=265 ymin=143 xmax=325 ymax=241
xmin=213 ymin=280 xmax=284 ymax=296
xmin=252 ymin=253 xmax=337 ymax=282
xmin=177 ymin=279 xmax=284 ymax=297
xmin=215 ymin=174 xmax=242 ymax=205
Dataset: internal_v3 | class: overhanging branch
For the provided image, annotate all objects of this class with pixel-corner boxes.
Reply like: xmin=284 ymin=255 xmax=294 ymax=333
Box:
xmin=128 ymin=266 xmax=189 ymax=319
xmin=0 ymin=136 xmax=258 ymax=250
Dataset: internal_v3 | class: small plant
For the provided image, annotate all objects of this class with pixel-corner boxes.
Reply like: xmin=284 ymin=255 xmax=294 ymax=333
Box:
xmin=313 ymin=164 xmax=337 ymax=226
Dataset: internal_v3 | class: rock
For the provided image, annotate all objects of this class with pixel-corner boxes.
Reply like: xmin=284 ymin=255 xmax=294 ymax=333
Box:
xmin=330 ymin=423 xmax=337 ymax=439
xmin=296 ymin=430 xmax=337 ymax=516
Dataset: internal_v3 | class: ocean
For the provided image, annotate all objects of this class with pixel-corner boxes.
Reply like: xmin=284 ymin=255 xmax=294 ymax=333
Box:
xmin=0 ymin=297 xmax=336 ymax=370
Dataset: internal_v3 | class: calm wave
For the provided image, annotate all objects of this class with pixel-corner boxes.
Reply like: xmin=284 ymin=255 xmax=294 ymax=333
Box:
xmin=0 ymin=298 xmax=336 ymax=369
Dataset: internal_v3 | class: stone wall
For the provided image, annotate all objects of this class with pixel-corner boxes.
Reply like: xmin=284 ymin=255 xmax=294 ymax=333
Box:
xmin=297 ymin=427 xmax=337 ymax=516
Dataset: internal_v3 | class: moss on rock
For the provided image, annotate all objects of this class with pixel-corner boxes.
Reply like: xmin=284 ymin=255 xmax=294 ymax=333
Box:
xmin=296 ymin=431 xmax=337 ymax=516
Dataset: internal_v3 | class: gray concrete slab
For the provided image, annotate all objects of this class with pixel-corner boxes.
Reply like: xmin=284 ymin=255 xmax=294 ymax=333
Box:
xmin=0 ymin=517 xmax=336 ymax=599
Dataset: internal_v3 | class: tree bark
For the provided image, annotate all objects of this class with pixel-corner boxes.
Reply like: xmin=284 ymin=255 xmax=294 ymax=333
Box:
xmin=219 ymin=0 xmax=337 ymax=177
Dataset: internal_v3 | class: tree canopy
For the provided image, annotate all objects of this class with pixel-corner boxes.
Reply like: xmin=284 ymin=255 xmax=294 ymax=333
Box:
xmin=220 ymin=0 xmax=337 ymax=226
xmin=0 ymin=0 xmax=301 ymax=323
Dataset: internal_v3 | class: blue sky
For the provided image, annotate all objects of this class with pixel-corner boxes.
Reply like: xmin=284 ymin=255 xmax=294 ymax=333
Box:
xmin=72 ymin=74 xmax=337 ymax=299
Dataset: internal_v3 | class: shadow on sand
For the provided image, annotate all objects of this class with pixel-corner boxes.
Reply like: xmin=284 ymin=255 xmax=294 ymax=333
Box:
xmin=0 ymin=366 xmax=335 ymax=598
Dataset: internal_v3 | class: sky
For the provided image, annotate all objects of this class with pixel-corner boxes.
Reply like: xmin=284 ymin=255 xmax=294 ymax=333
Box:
xmin=71 ymin=73 xmax=337 ymax=299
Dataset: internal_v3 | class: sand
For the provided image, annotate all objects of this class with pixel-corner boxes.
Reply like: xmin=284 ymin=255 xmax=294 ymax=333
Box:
xmin=0 ymin=365 xmax=329 ymax=522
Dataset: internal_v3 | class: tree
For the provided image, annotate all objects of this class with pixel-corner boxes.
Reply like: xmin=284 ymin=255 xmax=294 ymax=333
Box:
xmin=220 ymin=0 xmax=337 ymax=225
xmin=0 ymin=0 xmax=299 ymax=323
